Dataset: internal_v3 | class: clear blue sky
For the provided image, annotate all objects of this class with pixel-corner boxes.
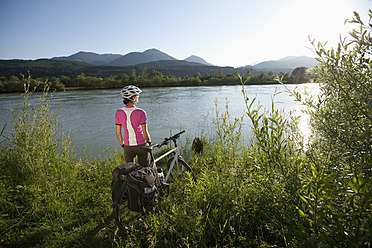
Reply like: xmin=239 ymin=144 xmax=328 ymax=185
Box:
xmin=0 ymin=0 xmax=370 ymax=67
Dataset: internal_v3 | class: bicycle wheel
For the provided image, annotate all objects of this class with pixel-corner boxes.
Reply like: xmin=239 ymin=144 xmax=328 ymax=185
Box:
xmin=113 ymin=182 xmax=145 ymax=232
xmin=166 ymin=156 xmax=197 ymax=183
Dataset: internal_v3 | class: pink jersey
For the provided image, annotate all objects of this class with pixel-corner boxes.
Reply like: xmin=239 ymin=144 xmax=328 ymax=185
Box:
xmin=115 ymin=106 xmax=147 ymax=146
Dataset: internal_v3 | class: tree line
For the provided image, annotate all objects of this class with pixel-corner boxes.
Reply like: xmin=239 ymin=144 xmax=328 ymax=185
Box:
xmin=0 ymin=66 xmax=312 ymax=93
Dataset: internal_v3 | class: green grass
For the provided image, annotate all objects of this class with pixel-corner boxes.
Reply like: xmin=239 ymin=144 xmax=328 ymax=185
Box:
xmin=0 ymin=77 xmax=370 ymax=248
xmin=0 ymin=79 xmax=124 ymax=247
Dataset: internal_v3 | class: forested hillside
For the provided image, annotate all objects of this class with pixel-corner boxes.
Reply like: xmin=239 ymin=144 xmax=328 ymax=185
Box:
xmin=0 ymin=65 xmax=312 ymax=93
xmin=0 ymin=59 xmax=235 ymax=79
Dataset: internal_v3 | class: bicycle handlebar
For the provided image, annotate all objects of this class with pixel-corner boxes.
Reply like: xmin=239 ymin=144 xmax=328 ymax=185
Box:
xmin=141 ymin=130 xmax=186 ymax=152
xmin=158 ymin=130 xmax=185 ymax=147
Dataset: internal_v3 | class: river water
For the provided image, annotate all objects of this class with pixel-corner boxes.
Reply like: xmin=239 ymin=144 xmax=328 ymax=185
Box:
xmin=0 ymin=83 xmax=319 ymax=158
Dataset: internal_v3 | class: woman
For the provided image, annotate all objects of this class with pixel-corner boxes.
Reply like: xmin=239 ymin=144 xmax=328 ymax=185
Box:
xmin=115 ymin=85 xmax=151 ymax=166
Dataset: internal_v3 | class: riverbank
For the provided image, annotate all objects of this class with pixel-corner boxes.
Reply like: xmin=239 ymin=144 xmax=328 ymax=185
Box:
xmin=0 ymin=67 xmax=311 ymax=93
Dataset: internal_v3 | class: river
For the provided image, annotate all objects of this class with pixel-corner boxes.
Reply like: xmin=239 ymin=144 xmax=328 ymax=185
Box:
xmin=0 ymin=83 xmax=319 ymax=159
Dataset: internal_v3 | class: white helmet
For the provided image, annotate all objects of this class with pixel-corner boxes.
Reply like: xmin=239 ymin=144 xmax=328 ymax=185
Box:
xmin=121 ymin=85 xmax=142 ymax=99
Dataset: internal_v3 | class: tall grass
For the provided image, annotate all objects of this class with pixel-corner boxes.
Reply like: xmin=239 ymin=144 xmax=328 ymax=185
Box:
xmin=0 ymin=77 xmax=122 ymax=247
xmin=1 ymin=74 xmax=369 ymax=247
xmin=123 ymin=74 xmax=370 ymax=247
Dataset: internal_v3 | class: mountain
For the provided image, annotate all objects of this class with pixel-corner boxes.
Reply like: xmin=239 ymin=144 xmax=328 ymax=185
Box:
xmin=184 ymin=55 xmax=212 ymax=65
xmin=52 ymin=51 xmax=122 ymax=66
xmin=253 ymin=56 xmax=317 ymax=70
xmin=108 ymin=48 xmax=177 ymax=66
xmin=52 ymin=49 xmax=211 ymax=67
xmin=237 ymin=56 xmax=318 ymax=75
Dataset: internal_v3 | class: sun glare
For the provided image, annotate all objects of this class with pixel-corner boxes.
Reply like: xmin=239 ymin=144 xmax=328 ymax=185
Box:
xmin=284 ymin=0 xmax=353 ymax=44
xmin=216 ymin=0 xmax=357 ymax=66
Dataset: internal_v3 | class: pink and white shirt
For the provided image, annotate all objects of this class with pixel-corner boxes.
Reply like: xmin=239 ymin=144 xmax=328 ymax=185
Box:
xmin=115 ymin=106 xmax=147 ymax=146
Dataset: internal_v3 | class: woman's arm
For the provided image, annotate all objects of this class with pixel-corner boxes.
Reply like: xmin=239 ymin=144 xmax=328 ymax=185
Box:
xmin=116 ymin=124 xmax=124 ymax=146
xmin=141 ymin=123 xmax=151 ymax=143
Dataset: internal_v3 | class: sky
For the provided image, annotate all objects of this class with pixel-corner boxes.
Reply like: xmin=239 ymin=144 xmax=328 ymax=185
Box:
xmin=0 ymin=0 xmax=371 ymax=67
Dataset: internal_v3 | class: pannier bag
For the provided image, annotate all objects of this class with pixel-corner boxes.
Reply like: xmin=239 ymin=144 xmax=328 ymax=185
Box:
xmin=127 ymin=166 xmax=157 ymax=212
xmin=111 ymin=162 xmax=157 ymax=212
xmin=111 ymin=162 xmax=141 ymax=202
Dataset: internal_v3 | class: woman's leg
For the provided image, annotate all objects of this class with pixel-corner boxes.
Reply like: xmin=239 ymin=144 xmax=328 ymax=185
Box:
xmin=123 ymin=145 xmax=136 ymax=163
xmin=136 ymin=143 xmax=150 ymax=167
xmin=123 ymin=144 xmax=150 ymax=166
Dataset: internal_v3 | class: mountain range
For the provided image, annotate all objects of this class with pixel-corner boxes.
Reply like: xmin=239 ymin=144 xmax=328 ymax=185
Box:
xmin=0 ymin=49 xmax=318 ymax=79
xmin=52 ymin=48 xmax=317 ymax=71
xmin=52 ymin=48 xmax=214 ymax=67
xmin=52 ymin=52 xmax=122 ymax=66
xmin=251 ymin=56 xmax=318 ymax=70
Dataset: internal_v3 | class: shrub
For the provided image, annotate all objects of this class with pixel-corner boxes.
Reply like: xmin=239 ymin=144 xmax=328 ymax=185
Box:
xmin=282 ymin=10 xmax=372 ymax=247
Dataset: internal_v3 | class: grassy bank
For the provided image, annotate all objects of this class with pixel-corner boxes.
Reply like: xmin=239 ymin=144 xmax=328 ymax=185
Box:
xmin=0 ymin=82 xmax=122 ymax=247
xmin=1 ymin=11 xmax=371 ymax=247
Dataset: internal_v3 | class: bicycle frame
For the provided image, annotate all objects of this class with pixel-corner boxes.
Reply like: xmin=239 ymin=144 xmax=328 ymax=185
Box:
xmin=151 ymin=146 xmax=177 ymax=184
xmin=146 ymin=130 xmax=186 ymax=187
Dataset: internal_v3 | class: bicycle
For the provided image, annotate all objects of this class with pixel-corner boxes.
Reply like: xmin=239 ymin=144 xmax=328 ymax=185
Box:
xmin=112 ymin=130 xmax=196 ymax=231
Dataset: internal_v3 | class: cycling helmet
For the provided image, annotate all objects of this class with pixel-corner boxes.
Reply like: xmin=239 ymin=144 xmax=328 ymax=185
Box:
xmin=120 ymin=85 xmax=142 ymax=99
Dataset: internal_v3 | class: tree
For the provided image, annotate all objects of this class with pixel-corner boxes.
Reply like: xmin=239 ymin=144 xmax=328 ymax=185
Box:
xmin=139 ymin=67 xmax=148 ymax=81
xmin=266 ymin=71 xmax=275 ymax=81
xmin=310 ymin=11 xmax=371 ymax=174
xmin=278 ymin=72 xmax=290 ymax=82
xmin=292 ymin=11 xmax=372 ymax=246
xmin=9 ymin=75 xmax=21 ymax=82
xmin=59 ymin=75 xmax=71 ymax=87
xmin=213 ymin=69 xmax=223 ymax=78
xmin=129 ymin=70 xmax=137 ymax=82
xmin=149 ymin=69 xmax=163 ymax=80
xmin=233 ymin=70 xmax=240 ymax=78
xmin=50 ymin=77 xmax=66 ymax=91
xmin=290 ymin=67 xmax=308 ymax=84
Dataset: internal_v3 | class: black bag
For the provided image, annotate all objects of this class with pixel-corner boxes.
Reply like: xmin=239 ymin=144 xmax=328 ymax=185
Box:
xmin=126 ymin=167 xmax=157 ymax=212
xmin=111 ymin=162 xmax=141 ymax=202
